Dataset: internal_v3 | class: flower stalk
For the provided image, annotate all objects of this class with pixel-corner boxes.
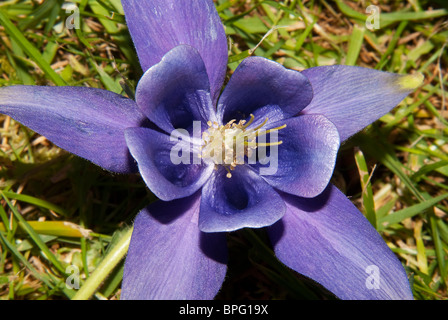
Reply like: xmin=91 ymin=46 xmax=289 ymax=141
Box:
xmin=72 ymin=227 xmax=133 ymax=300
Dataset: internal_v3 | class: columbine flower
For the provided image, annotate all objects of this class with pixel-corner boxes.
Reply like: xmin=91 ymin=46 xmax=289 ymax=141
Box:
xmin=0 ymin=0 xmax=423 ymax=300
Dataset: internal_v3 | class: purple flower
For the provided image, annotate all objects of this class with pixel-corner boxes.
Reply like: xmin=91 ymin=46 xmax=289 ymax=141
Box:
xmin=0 ymin=0 xmax=423 ymax=300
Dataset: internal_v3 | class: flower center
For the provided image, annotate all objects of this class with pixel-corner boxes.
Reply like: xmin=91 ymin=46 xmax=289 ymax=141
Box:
xmin=199 ymin=114 xmax=286 ymax=178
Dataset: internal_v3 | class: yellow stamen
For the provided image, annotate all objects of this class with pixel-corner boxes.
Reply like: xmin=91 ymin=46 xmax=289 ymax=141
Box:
xmin=256 ymin=124 xmax=287 ymax=137
xmin=244 ymin=140 xmax=283 ymax=147
xmin=225 ymin=166 xmax=232 ymax=178
xmin=250 ymin=117 xmax=269 ymax=132
xmin=241 ymin=114 xmax=255 ymax=129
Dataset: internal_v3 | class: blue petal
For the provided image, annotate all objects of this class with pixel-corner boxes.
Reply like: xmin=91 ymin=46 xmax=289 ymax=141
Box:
xmin=121 ymin=193 xmax=228 ymax=300
xmin=218 ymin=56 xmax=313 ymax=125
xmin=125 ymin=127 xmax=213 ymax=201
xmin=122 ymin=0 xmax=228 ymax=103
xmin=301 ymin=65 xmax=423 ymax=142
xmin=0 ymin=86 xmax=147 ymax=173
xmin=199 ymin=165 xmax=285 ymax=232
xmin=135 ymin=45 xmax=217 ymax=135
xmin=268 ymin=185 xmax=413 ymax=300
xmin=251 ymin=114 xmax=340 ymax=198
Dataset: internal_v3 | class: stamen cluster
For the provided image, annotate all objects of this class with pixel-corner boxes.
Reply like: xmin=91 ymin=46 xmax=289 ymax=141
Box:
xmin=199 ymin=114 xmax=285 ymax=178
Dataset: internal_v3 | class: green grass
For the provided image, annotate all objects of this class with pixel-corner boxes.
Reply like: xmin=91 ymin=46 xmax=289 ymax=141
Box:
xmin=0 ymin=0 xmax=447 ymax=300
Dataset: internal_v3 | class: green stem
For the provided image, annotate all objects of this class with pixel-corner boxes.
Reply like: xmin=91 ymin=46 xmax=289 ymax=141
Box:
xmin=72 ymin=227 xmax=133 ymax=300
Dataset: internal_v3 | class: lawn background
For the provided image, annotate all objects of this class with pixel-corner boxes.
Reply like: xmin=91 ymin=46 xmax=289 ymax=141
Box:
xmin=0 ymin=0 xmax=447 ymax=300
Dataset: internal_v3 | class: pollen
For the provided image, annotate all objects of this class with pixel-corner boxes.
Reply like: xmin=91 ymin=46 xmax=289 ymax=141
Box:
xmin=200 ymin=114 xmax=286 ymax=177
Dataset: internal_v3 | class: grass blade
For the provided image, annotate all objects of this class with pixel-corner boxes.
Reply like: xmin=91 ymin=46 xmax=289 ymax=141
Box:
xmin=0 ymin=191 xmax=67 ymax=275
xmin=0 ymin=10 xmax=66 ymax=86
xmin=378 ymin=193 xmax=448 ymax=230
xmin=345 ymin=24 xmax=365 ymax=66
